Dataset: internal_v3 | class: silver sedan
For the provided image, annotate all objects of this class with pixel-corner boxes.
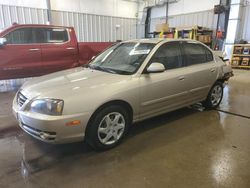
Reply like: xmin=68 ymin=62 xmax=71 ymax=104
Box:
xmin=13 ymin=39 xmax=233 ymax=150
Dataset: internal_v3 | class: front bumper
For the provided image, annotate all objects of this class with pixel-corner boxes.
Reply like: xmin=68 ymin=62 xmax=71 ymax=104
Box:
xmin=13 ymin=97 xmax=92 ymax=144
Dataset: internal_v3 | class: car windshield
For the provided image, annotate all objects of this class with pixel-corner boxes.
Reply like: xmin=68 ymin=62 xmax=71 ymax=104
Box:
xmin=88 ymin=42 xmax=156 ymax=75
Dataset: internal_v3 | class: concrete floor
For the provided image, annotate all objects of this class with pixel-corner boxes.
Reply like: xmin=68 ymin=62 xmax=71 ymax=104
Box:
xmin=0 ymin=70 xmax=250 ymax=188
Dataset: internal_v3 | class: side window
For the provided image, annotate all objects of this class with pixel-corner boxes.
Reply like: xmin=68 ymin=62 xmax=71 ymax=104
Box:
xmin=5 ymin=28 xmax=32 ymax=44
xmin=150 ymin=42 xmax=182 ymax=70
xmin=33 ymin=28 xmax=46 ymax=43
xmin=44 ymin=28 xmax=68 ymax=43
xmin=182 ymin=43 xmax=207 ymax=66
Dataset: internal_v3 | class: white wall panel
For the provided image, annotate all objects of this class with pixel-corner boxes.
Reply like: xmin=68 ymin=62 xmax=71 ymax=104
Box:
xmin=50 ymin=0 xmax=138 ymax=18
xmin=150 ymin=0 xmax=220 ymax=17
xmin=0 ymin=0 xmax=47 ymax=9
xmin=150 ymin=9 xmax=218 ymax=32
xmin=0 ymin=4 xmax=48 ymax=30
xmin=51 ymin=10 xmax=137 ymax=42
xmin=168 ymin=10 xmax=218 ymax=29
xmin=0 ymin=4 xmax=137 ymax=42
xmin=0 ymin=0 xmax=138 ymax=18
xmin=148 ymin=0 xmax=219 ymax=33
xmin=168 ymin=0 xmax=220 ymax=16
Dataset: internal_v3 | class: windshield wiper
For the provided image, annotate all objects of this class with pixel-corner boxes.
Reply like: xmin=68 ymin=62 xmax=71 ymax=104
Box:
xmin=87 ymin=64 xmax=117 ymax=74
xmin=103 ymin=68 xmax=132 ymax=75
xmin=85 ymin=64 xmax=131 ymax=75
xmin=112 ymin=70 xmax=132 ymax=75
xmin=98 ymin=67 xmax=118 ymax=74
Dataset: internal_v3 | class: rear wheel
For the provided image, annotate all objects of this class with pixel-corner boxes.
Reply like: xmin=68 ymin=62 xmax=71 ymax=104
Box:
xmin=86 ymin=105 xmax=130 ymax=151
xmin=203 ymin=81 xmax=223 ymax=109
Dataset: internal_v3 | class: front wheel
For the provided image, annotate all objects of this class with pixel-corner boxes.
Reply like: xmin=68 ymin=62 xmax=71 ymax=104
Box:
xmin=85 ymin=105 xmax=130 ymax=151
xmin=203 ymin=82 xmax=224 ymax=109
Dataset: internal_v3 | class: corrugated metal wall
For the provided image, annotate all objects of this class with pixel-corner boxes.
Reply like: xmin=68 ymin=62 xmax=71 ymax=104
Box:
xmin=241 ymin=5 xmax=250 ymax=41
xmin=0 ymin=4 xmax=48 ymax=30
xmin=0 ymin=4 xmax=137 ymax=42
xmin=150 ymin=9 xmax=218 ymax=32
xmin=51 ymin=10 xmax=137 ymax=42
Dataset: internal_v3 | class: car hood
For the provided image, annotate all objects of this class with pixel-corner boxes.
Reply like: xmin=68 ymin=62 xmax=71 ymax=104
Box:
xmin=21 ymin=67 xmax=132 ymax=99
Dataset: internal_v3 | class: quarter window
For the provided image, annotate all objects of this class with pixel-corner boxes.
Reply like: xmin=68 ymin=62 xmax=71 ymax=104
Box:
xmin=5 ymin=28 xmax=32 ymax=44
xmin=150 ymin=42 xmax=182 ymax=70
xmin=205 ymin=48 xmax=214 ymax=61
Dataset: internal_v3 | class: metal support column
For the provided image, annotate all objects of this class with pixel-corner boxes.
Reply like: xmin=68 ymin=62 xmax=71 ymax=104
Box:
xmin=166 ymin=0 xmax=169 ymax=23
xmin=224 ymin=0 xmax=244 ymax=59
xmin=46 ymin=0 xmax=52 ymax=24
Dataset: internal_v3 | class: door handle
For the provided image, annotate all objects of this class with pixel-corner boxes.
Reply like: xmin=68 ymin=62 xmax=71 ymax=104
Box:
xmin=210 ymin=68 xmax=216 ymax=73
xmin=28 ymin=48 xmax=40 ymax=51
xmin=178 ymin=76 xmax=185 ymax=81
xmin=66 ymin=47 xmax=75 ymax=50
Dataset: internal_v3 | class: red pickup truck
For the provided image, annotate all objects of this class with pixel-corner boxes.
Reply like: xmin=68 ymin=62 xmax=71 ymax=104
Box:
xmin=0 ymin=24 xmax=113 ymax=80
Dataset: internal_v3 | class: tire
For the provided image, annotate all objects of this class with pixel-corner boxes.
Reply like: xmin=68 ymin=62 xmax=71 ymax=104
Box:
xmin=85 ymin=105 xmax=130 ymax=151
xmin=203 ymin=81 xmax=224 ymax=109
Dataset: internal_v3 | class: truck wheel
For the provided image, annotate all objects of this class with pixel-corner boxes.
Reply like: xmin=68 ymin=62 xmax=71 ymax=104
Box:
xmin=86 ymin=105 xmax=130 ymax=151
xmin=203 ymin=81 xmax=223 ymax=109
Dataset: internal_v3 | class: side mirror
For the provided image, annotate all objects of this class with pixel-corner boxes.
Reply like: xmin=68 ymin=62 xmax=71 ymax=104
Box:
xmin=147 ymin=62 xmax=165 ymax=73
xmin=0 ymin=38 xmax=7 ymax=47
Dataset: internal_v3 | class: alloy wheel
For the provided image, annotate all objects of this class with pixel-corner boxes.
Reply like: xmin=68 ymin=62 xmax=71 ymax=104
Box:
xmin=210 ymin=85 xmax=223 ymax=106
xmin=97 ymin=112 xmax=125 ymax=145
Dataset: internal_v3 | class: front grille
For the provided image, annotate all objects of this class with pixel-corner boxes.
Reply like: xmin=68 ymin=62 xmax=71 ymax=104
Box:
xmin=17 ymin=91 xmax=27 ymax=107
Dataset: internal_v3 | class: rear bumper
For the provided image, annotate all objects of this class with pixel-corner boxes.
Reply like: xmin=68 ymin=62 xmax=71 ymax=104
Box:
xmin=12 ymin=100 xmax=92 ymax=144
xmin=222 ymin=71 xmax=234 ymax=81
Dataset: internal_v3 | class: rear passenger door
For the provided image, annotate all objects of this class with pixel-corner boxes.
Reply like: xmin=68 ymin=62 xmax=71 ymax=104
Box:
xmin=181 ymin=41 xmax=217 ymax=102
xmin=39 ymin=28 xmax=78 ymax=74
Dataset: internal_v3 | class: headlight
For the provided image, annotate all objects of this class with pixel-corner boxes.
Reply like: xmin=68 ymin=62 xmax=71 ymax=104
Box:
xmin=30 ymin=99 xmax=64 ymax=116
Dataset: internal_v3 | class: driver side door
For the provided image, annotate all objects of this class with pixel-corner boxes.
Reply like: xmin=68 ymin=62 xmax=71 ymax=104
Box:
xmin=139 ymin=42 xmax=190 ymax=119
xmin=0 ymin=27 xmax=42 ymax=80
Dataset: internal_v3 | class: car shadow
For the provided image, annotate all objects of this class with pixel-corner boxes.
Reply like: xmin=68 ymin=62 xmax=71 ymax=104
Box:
xmin=128 ymin=106 xmax=201 ymax=138
xmin=20 ymin=104 xmax=219 ymax=177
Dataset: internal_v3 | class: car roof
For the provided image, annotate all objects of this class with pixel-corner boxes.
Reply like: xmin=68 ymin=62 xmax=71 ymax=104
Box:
xmin=10 ymin=24 xmax=72 ymax=28
xmin=124 ymin=38 xmax=199 ymax=44
xmin=1 ymin=23 xmax=72 ymax=32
